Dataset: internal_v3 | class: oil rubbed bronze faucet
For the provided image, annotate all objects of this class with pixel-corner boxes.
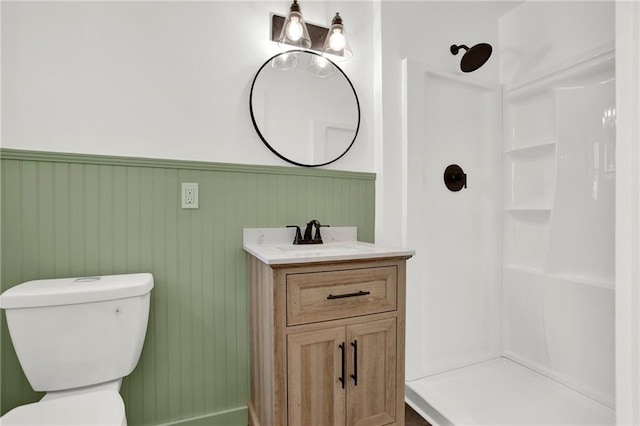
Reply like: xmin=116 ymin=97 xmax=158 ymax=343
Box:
xmin=303 ymin=219 xmax=322 ymax=243
xmin=287 ymin=220 xmax=328 ymax=244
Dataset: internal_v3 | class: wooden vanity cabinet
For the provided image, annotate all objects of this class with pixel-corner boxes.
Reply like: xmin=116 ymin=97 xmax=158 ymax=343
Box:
xmin=247 ymin=256 xmax=410 ymax=426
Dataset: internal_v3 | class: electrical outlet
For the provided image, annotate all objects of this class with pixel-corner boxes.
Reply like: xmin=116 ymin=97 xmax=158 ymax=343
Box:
xmin=181 ymin=183 xmax=199 ymax=209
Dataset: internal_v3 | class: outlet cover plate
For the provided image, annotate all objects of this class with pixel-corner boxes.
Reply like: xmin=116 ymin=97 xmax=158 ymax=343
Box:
xmin=182 ymin=183 xmax=199 ymax=209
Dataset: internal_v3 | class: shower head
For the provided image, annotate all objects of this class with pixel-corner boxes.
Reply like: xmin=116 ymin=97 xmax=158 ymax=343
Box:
xmin=450 ymin=43 xmax=493 ymax=72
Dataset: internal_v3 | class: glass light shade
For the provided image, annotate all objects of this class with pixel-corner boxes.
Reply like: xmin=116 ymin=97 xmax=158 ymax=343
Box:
xmin=277 ymin=1 xmax=311 ymax=49
xmin=308 ymin=54 xmax=335 ymax=78
xmin=322 ymin=13 xmax=352 ymax=61
xmin=271 ymin=51 xmax=299 ymax=70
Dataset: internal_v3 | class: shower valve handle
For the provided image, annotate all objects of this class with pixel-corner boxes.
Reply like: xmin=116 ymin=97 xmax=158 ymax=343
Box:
xmin=444 ymin=164 xmax=467 ymax=192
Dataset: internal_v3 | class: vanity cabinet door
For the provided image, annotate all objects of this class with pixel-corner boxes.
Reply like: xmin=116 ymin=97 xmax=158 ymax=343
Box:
xmin=346 ymin=318 xmax=397 ymax=426
xmin=287 ymin=327 xmax=347 ymax=426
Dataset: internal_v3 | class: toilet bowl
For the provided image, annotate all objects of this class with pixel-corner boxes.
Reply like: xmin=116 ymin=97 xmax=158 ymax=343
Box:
xmin=0 ymin=273 xmax=153 ymax=425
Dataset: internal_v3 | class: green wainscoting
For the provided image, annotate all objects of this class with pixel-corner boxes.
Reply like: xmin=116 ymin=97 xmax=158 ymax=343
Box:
xmin=0 ymin=149 xmax=375 ymax=425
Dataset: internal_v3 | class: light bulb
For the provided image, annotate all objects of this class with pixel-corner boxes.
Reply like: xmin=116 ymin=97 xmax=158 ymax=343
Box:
xmin=287 ymin=17 xmax=303 ymax=41
xmin=329 ymin=30 xmax=346 ymax=51
xmin=276 ymin=2 xmax=311 ymax=49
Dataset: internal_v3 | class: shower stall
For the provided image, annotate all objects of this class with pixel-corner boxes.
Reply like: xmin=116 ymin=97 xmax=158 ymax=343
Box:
xmin=398 ymin=1 xmax=619 ymax=424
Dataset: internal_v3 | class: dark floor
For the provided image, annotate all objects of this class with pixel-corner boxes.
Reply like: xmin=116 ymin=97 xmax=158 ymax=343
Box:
xmin=405 ymin=403 xmax=432 ymax=426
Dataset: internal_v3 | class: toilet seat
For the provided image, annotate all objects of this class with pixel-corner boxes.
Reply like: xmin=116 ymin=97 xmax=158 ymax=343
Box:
xmin=0 ymin=390 xmax=126 ymax=426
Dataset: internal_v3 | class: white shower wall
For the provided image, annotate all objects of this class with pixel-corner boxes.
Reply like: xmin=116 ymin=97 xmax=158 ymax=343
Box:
xmin=403 ymin=63 xmax=503 ymax=380
xmin=383 ymin=1 xmax=509 ymax=383
xmin=500 ymin=1 xmax=616 ymax=408
xmin=378 ymin=1 xmax=509 ymax=247
xmin=401 ymin=0 xmax=616 ymax=415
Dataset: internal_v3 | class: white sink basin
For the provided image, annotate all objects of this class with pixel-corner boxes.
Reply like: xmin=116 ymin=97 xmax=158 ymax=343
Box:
xmin=275 ymin=242 xmax=375 ymax=255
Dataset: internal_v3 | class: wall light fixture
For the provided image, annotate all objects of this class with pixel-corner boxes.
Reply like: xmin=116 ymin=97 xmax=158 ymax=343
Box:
xmin=274 ymin=0 xmax=311 ymax=49
xmin=271 ymin=1 xmax=352 ymax=61
xmin=322 ymin=13 xmax=352 ymax=61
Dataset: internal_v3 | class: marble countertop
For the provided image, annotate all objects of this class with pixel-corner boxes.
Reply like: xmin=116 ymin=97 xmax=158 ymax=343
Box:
xmin=243 ymin=227 xmax=414 ymax=265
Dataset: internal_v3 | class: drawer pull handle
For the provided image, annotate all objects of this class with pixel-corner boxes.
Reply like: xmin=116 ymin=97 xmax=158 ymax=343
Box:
xmin=338 ymin=342 xmax=346 ymax=389
xmin=327 ymin=290 xmax=370 ymax=300
xmin=351 ymin=340 xmax=358 ymax=386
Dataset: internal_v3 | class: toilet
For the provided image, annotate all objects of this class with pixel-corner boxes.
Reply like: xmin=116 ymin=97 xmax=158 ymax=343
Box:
xmin=0 ymin=273 xmax=153 ymax=425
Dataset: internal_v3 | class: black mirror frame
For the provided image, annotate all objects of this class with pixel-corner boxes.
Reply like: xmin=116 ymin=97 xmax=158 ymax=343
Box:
xmin=249 ymin=50 xmax=361 ymax=168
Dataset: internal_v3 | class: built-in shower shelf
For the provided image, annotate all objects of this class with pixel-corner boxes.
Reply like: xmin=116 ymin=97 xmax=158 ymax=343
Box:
xmin=504 ymin=142 xmax=556 ymax=156
xmin=504 ymin=211 xmax=550 ymax=272
xmin=546 ymin=272 xmax=615 ymax=290
xmin=504 ymin=207 xmax=552 ymax=213
xmin=505 ymin=48 xmax=615 ymax=102
xmin=504 ymin=143 xmax=555 ymax=209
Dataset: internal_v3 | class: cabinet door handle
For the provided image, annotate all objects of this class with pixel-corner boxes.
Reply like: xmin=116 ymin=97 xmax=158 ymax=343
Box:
xmin=327 ymin=290 xmax=370 ymax=300
xmin=339 ymin=343 xmax=346 ymax=389
xmin=350 ymin=340 xmax=358 ymax=386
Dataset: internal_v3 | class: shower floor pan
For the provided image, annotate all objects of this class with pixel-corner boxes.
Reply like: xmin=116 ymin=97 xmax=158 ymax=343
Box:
xmin=405 ymin=358 xmax=614 ymax=426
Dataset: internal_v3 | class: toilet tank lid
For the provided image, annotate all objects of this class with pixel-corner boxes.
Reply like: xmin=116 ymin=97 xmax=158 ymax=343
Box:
xmin=0 ymin=273 xmax=154 ymax=309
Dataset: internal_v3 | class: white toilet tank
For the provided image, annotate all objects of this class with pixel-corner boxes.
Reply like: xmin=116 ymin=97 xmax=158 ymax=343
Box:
xmin=0 ymin=273 xmax=153 ymax=392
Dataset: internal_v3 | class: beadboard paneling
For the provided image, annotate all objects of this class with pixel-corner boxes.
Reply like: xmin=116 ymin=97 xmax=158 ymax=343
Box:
xmin=0 ymin=150 xmax=375 ymax=425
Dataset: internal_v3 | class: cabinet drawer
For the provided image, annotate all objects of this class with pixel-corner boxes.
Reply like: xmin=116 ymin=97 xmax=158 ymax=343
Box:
xmin=286 ymin=266 xmax=397 ymax=326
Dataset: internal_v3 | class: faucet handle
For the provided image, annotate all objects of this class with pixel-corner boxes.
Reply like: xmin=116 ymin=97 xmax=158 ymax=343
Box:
xmin=314 ymin=223 xmax=330 ymax=241
xmin=286 ymin=225 xmax=303 ymax=244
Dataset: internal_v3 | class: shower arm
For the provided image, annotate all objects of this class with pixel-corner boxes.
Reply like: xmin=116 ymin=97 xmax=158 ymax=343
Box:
xmin=450 ymin=45 xmax=469 ymax=55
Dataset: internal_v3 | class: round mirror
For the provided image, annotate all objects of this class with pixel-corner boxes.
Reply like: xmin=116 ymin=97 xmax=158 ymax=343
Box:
xmin=250 ymin=50 xmax=360 ymax=167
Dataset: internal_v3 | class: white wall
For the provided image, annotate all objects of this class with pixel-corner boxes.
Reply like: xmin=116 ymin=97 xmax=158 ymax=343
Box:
xmin=1 ymin=1 xmax=375 ymax=172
